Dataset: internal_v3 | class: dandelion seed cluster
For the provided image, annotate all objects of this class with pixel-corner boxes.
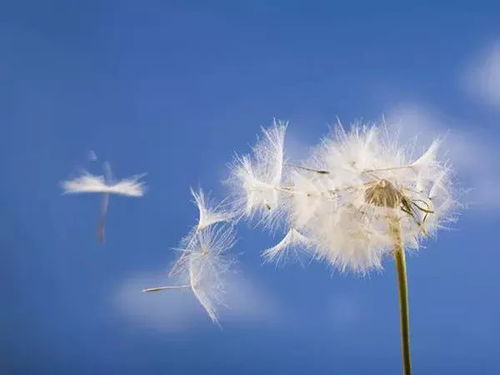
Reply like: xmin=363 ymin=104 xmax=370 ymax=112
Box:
xmin=230 ymin=121 xmax=456 ymax=273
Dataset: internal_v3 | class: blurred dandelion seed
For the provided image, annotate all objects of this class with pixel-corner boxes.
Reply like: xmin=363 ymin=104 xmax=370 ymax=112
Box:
xmin=61 ymin=162 xmax=146 ymax=242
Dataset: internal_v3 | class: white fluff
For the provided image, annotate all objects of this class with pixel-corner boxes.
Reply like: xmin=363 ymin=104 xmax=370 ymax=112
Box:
xmin=61 ymin=168 xmax=146 ymax=242
xmin=230 ymin=122 xmax=457 ymax=273
xmin=145 ymin=188 xmax=236 ymax=324
xmin=145 ymin=224 xmax=236 ymax=324
xmin=169 ymin=188 xmax=232 ymax=277
xmin=229 ymin=120 xmax=287 ymax=221
xmin=61 ymin=172 xmax=146 ymax=197
xmin=191 ymin=188 xmax=232 ymax=231
xmin=182 ymin=225 xmax=235 ymax=323
xmin=263 ymin=228 xmax=312 ymax=264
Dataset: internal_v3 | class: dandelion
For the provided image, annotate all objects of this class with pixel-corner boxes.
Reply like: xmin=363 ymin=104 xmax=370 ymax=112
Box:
xmin=143 ymin=189 xmax=235 ymax=324
xmin=144 ymin=119 xmax=456 ymax=374
xmin=61 ymin=162 xmax=146 ymax=242
xmin=226 ymin=121 xmax=456 ymax=374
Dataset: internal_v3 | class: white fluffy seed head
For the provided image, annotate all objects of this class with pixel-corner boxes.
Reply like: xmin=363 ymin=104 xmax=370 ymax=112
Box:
xmin=287 ymin=124 xmax=455 ymax=272
xmin=229 ymin=122 xmax=457 ymax=273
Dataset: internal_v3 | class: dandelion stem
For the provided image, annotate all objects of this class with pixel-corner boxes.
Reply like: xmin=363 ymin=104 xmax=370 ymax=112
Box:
xmin=389 ymin=217 xmax=412 ymax=375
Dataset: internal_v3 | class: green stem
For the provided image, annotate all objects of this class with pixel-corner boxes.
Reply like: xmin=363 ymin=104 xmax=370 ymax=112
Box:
xmin=390 ymin=218 xmax=412 ymax=375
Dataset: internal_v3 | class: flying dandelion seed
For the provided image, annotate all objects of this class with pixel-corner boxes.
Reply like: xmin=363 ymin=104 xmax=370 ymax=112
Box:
xmin=168 ymin=188 xmax=233 ymax=277
xmin=143 ymin=188 xmax=235 ymax=324
xmin=61 ymin=162 xmax=146 ymax=242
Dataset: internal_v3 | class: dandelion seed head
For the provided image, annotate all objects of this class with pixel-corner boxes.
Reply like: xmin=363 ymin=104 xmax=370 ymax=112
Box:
xmin=287 ymin=124 xmax=456 ymax=272
xmin=230 ymin=122 xmax=457 ymax=273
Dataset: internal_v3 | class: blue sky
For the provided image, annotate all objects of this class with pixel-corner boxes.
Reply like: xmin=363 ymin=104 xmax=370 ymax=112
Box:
xmin=1 ymin=1 xmax=500 ymax=374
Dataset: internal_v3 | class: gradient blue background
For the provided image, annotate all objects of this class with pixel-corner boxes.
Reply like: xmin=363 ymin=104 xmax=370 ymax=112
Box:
xmin=1 ymin=1 xmax=500 ymax=374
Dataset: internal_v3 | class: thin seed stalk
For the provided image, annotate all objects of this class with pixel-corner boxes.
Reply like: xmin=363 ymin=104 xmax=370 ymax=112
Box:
xmin=389 ymin=217 xmax=412 ymax=375
xmin=142 ymin=285 xmax=190 ymax=292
